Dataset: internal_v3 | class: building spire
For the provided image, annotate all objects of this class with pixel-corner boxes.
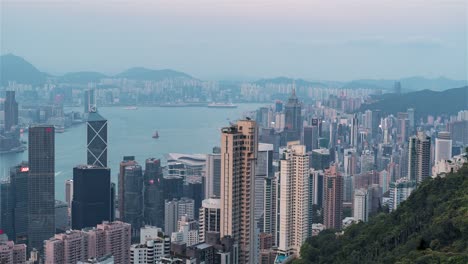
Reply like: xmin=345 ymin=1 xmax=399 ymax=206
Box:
xmin=292 ymin=80 xmax=296 ymax=97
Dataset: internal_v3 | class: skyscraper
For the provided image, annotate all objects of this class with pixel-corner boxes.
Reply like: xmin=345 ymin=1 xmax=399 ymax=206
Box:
xmin=303 ymin=120 xmax=319 ymax=152
xmin=205 ymin=149 xmax=221 ymax=198
xmin=72 ymin=165 xmax=111 ymax=230
xmin=143 ymin=158 xmax=164 ymax=227
xmin=220 ymin=119 xmax=257 ymax=264
xmin=120 ymin=161 xmax=144 ymax=241
xmin=199 ymin=198 xmax=221 ymax=243
xmin=323 ymin=165 xmax=343 ymax=230
xmin=10 ymin=163 xmax=29 ymax=245
xmin=277 ymin=144 xmax=310 ymax=258
xmin=87 ymin=112 xmax=108 ymax=168
xmin=350 ymin=114 xmax=359 ymax=148
xmin=164 ymin=198 xmax=195 ymax=235
xmin=83 ymin=88 xmax=95 ymax=114
xmin=408 ymin=132 xmax=431 ymax=183
xmin=65 ymin=179 xmax=74 ymax=208
xmin=255 ymin=143 xmax=274 ymax=229
xmin=4 ymin=91 xmax=18 ymax=132
xmin=284 ymin=88 xmax=302 ymax=141
xmin=435 ymin=131 xmax=452 ymax=163
xmin=353 ymin=189 xmax=370 ymax=222
xmin=0 ymin=179 xmax=14 ymax=238
xmin=28 ymin=125 xmax=55 ymax=252
xmin=263 ymin=172 xmax=278 ymax=244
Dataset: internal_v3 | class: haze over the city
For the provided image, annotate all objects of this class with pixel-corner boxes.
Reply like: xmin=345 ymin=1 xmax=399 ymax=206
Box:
xmin=1 ymin=0 xmax=467 ymax=81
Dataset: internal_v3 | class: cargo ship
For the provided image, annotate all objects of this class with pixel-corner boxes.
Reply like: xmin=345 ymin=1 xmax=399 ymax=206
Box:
xmin=207 ymin=103 xmax=238 ymax=109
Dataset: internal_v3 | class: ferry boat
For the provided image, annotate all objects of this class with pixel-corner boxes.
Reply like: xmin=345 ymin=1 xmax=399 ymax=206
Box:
xmin=124 ymin=106 xmax=138 ymax=110
xmin=207 ymin=103 xmax=238 ymax=109
xmin=152 ymin=131 xmax=159 ymax=139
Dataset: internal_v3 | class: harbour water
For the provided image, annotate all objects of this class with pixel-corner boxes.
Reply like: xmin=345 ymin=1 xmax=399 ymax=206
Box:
xmin=0 ymin=104 xmax=264 ymax=200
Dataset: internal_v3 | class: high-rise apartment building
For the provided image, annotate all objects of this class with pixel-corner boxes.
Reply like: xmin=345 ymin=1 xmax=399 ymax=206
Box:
xmin=323 ymin=165 xmax=343 ymax=230
xmin=220 ymin=119 xmax=258 ymax=264
xmin=277 ymin=144 xmax=310 ymax=258
xmin=28 ymin=125 xmax=55 ymax=252
xmin=72 ymin=165 xmax=111 ymax=230
xmin=435 ymin=131 xmax=452 ymax=163
xmin=263 ymin=173 xmax=278 ymax=243
xmin=353 ymin=189 xmax=370 ymax=222
xmin=130 ymin=226 xmax=170 ymax=264
xmin=255 ymin=143 xmax=274 ymax=229
xmin=87 ymin=112 xmax=108 ymax=167
xmin=0 ymin=239 xmax=27 ymax=264
xmin=4 ymin=91 xmax=18 ymax=132
xmin=389 ymin=178 xmax=417 ymax=211
xmin=44 ymin=221 xmax=131 ymax=264
xmin=199 ymin=198 xmax=221 ymax=243
xmin=408 ymin=132 xmax=431 ymax=183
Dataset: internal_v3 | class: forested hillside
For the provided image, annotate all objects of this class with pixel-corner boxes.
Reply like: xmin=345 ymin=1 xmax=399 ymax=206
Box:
xmin=295 ymin=162 xmax=468 ymax=264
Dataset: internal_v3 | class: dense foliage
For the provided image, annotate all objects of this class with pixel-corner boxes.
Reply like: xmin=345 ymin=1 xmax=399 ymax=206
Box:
xmin=295 ymin=163 xmax=468 ymax=264
xmin=359 ymin=86 xmax=468 ymax=118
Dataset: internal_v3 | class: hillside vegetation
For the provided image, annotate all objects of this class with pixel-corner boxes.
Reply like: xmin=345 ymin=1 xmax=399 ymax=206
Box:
xmin=295 ymin=162 xmax=468 ymax=264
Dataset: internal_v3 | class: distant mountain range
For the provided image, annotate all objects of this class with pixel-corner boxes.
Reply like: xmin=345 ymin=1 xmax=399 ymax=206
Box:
xmin=1 ymin=54 xmax=466 ymax=92
xmin=360 ymin=86 xmax=468 ymax=117
xmin=0 ymin=54 xmax=47 ymax=86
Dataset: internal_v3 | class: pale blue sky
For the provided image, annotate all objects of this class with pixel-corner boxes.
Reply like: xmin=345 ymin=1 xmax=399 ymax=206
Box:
xmin=1 ymin=0 xmax=467 ymax=80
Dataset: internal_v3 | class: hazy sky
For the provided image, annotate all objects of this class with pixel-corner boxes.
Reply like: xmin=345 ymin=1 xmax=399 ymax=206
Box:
xmin=1 ymin=0 xmax=467 ymax=81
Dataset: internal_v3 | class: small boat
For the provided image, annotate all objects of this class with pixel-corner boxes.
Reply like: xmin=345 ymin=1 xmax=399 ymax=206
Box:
xmin=124 ymin=106 xmax=138 ymax=110
xmin=152 ymin=131 xmax=159 ymax=139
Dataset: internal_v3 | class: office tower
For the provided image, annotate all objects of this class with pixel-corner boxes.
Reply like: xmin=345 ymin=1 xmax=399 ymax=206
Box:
xmin=303 ymin=124 xmax=319 ymax=152
xmin=310 ymin=148 xmax=331 ymax=170
xmin=161 ymin=176 xmax=184 ymax=201
xmin=87 ymin=112 xmax=108 ymax=167
xmin=0 ymin=179 xmax=14 ymax=238
xmin=407 ymin=108 xmax=415 ymax=132
xmin=110 ymin=183 xmax=116 ymax=221
xmin=371 ymin=110 xmax=382 ymax=135
xmin=205 ymin=149 xmax=221 ymax=198
xmin=72 ymin=165 xmax=111 ymax=230
xmin=4 ymin=91 xmax=18 ymax=132
xmin=277 ymin=144 xmax=310 ymax=258
xmin=55 ymin=200 xmax=69 ymax=233
xmin=28 ymin=125 xmax=55 ymax=252
xmin=435 ymin=131 xmax=452 ymax=162
xmin=363 ymin=110 xmax=372 ymax=132
xmin=408 ymin=132 xmax=431 ymax=183
xmin=121 ymin=161 xmax=144 ymax=241
xmin=323 ymin=165 xmax=343 ymax=230
xmin=343 ymin=175 xmax=354 ymax=203
xmin=353 ymin=189 xmax=370 ymax=222
xmin=9 ymin=163 xmax=29 ymax=244
xmin=45 ymin=221 xmax=131 ymax=264
xmin=118 ymin=156 xmax=137 ymax=216
xmin=164 ymin=198 xmax=195 ymax=235
xmin=83 ymin=88 xmax=95 ymax=113
xmin=389 ymin=178 xmax=416 ymax=211
xmin=263 ymin=173 xmax=278 ymax=242
xmin=183 ymin=180 xmax=204 ymax=219
xmin=220 ymin=119 xmax=257 ymax=264
xmin=44 ymin=230 xmax=88 ymax=264
xmin=0 ymin=240 xmax=27 ymax=264
xmin=350 ymin=114 xmax=359 ymax=147
xmin=255 ymin=143 xmax=274 ymax=229
xmin=394 ymin=81 xmax=402 ymax=95
xmin=143 ymin=158 xmax=164 ymax=227
xmin=284 ymin=88 xmax=302 ymax=141
xmin=309 ymin=169 xmax=324 ymax=208
xmin=199 ymin=198 xmax=221 ymax=243
xmin=65 ymin=179 xmax=73 ymax=208
xmin=275 ymin=100 xmax=283 ymax=113
xmin=397 ymin=112 xmax=410 ymax=143
xmin=256 ymin=106 xmax=271 ymax=128
xmin=343 ymin=148 xmax=357 ymax=176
